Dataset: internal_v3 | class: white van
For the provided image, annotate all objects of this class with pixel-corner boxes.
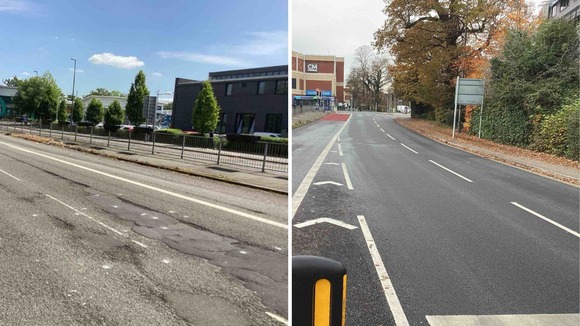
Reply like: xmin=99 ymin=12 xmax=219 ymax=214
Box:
xmin=396 ymin=105 xmax=410 ymax=113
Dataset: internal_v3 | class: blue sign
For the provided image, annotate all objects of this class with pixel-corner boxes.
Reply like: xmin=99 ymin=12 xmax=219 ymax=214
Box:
xmin=322 ymin=90 xmax=332 ymax=96
xmin=305 ymin=90 xmax=317 ymax=96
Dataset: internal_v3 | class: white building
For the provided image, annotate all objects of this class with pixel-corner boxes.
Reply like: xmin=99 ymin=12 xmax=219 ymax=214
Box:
xmin=82 ymin=95 xmax=127 ymax=110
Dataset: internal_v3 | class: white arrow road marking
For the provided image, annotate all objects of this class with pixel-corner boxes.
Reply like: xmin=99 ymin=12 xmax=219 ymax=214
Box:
xmin=292 ymin=115 xmax=351 ymax=218
xmin=358 ymin=215 xmax=409 ymax=326
xmin=313 ymin=181 xmax=343 ymax=186
xmin=426 ymin=314 xmax=580 ymax=326
xmin=338 ymin=143 xmax=343 ymax=156
xmin=294 ymin=218 xmax=357 ymax=230
xmin=324 ymin=163 xmax=340 ymax=165
xmin=511 ymin=202 xmax=580 ymax=238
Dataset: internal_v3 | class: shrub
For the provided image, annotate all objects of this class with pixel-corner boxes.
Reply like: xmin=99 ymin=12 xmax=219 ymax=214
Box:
xmin=531 ymin=101 xmax=579 ymax=160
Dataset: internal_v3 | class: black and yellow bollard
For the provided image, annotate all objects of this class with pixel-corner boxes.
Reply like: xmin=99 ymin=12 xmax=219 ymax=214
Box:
xmin=292 ymin=255 xmax=347 ymax=326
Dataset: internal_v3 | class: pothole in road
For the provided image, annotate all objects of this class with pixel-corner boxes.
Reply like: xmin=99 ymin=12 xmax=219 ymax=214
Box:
xmin=164 ymin=292 xmax=250 ymax=326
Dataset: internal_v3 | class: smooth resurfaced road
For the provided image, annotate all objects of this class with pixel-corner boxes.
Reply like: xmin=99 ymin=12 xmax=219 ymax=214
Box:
xmin=293 ymin=112 xmax=579 ymax=326
xmin=0 ymin=134 xmax=287 ymax=325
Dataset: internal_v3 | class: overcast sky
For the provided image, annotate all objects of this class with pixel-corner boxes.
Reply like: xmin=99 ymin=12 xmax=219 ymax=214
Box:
xmin=292 ymin=0 xmax=547 ymax=78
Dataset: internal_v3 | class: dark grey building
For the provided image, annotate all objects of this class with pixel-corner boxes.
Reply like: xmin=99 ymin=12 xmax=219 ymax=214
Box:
xmin=172 ymin=65 xmax=288 ymax=136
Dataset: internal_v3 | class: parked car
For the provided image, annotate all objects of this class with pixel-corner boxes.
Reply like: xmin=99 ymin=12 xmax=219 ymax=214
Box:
xmin=253 ymin=132 xmax=281 ymax=138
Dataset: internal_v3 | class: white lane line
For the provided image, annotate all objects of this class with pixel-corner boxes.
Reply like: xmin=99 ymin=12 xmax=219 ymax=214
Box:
xmin=380 ymin=128 xmax=385 ymax=133
xmin=358 ymin=215 xmax=410 ymax=326
xmin=1 ymin=141 xmax=287 ymax=229
xmin=511 ymin=202 xmax=580 ymax=238
xmin=338 ymin=143 xmax=343 ymax=156
xmin=400 ymin=143 xmax=418 ymax=154
xmin=341 ymin=163 xmax=353 ymax=190
xmin=46 ymin=194 xmax=149 ymax=248
xmin=338 ymin=136 xmax=340 ymax=142
xmin=0 ymin=168 xmax=21 ymax=181
xmin=426 ymin=314 xmax=580 ymax=326
xmin=324 ymin=163 xmax=340 ymax=165
xmin=292 ymin=115 xmax=351 ymax=219
xmin=387 ymin=134 xmax=395 ymax=140
xmin=265 ymin=311 xmax=288 ymax=325
xmin=131 ymin=240 xmax=148 ymax=248
xmin=429 ymin=160 xmax=473 ymax=183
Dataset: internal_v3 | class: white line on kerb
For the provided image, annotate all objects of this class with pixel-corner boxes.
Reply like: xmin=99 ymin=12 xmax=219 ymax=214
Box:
xmin=0 ymin=141 xmax=287 ymax=229
xmin=46 ymin=194 xmax=149 ymax=248
xmin=511 ymin=202 xmax=580 ymax=238
xmin=0 ymin=168 xmax=21 ymax=181
xmin=358 ymin=215 xmax=410 ymax=326
xmin=387 ymin=134 xmax=396 ymax=140
xmin=338 ymin=143 xmax=343 ymax=156
xmin=341 ymin=163 xmax=353 ymax=190
xmin=400 ymin=143 xmax=418 ymax=154
xmin=292 ymin=115 xmax=351 ymax=219
xmin=429 ymin=160 xmax=473 ymax=183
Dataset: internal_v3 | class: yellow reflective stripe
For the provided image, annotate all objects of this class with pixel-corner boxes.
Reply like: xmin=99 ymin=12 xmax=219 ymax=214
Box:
xmin=314 ymin=279 xmax=331 ymax=326
xmin=342 ymin=274 xmax=347 ymax=326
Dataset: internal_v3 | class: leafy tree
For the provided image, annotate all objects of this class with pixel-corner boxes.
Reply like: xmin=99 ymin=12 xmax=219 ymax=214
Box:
xmin=164 ymin=102 xmax=173 ymax=111
xmin=472 ymin=19 xmax=579 ymax=147
xmin=85 ymin=98 xmax=104 ymax=125
xmin=126 ymin=70 xmax=149 ymax=126
xmin=90 ymin=88 xmax=111 ymax=96
xmin=192 ymin=81 xmax=220 ymax=133
xmin=72 ymin=97 xmax=84 ymax=123
xmin=374 ymin=0 xmax=533 ymax=123
xmin=3 ymin=76 xmax=22 ymax=87
xmin=348 ymin=46 xmax=391 ymax=111
xmin=104 ymin=100 xmax=125 ymax=127
xmin=57 ymin=99 xmax=67 ymax=125
xmin=110 ymin=90 xmax=125 ymax=97
xmin=13 ymin=72 xmax=61 ymax=121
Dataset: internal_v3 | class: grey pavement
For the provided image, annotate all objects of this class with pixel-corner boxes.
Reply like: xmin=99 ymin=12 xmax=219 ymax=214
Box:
xmin=0 ymin=125 xmax=288 ymax=195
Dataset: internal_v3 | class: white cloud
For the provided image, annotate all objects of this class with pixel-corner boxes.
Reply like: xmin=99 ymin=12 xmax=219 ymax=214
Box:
xmin=152 ymin=72 xmax=163 ymax=77
xmin=88 ymin=52 xmax=144 ymax=69
xmin=157 ymin=51 xmax=250 ymax=67
xmin=0 ymin=0 xmax=32 ymax=12
xmin=21 ymin=72 xmax=30 ymax=76
xmin=69 ymin=68 xmax=85 ymax=73
xmin=235 ymin=31 xmax=287 ymax=56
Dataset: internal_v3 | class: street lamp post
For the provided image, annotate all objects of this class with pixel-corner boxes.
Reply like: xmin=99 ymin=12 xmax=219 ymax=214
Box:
xmin=70 ymin=58 xmax=77 ymax=124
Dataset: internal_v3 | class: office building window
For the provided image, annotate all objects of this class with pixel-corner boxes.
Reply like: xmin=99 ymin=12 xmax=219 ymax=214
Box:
xmin=225 ymin=83 xmax=233 ymax=96
xmin=235 ymin=113 xmax=255 ymax=134
xmin=265 ymin=114 xmax=283 ymax=133
xmin=216 ymin=113 xmax=228 ymax=133
xmin=292 ymin=78 xmax=297 ymax=89
xmin=257 ymin=81 xmax=266 ymax=95
xmin=275 ymin=80 xmax=288 ymax=95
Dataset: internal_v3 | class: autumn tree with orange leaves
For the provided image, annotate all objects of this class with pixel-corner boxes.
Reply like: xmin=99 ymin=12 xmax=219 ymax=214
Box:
xmin=374 ymin=0 xmax=534 ymax=124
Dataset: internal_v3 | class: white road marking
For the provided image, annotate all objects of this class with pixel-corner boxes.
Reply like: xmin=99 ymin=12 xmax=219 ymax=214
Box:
xmin=341 ymin=163 xmax=354 ymax=190
xmin=426 ymin=314 xmax=580 ymax=326
xmin=387 ymin=134 xmax=395 ymax=140
xmin=102 ymin=265 xmax=112 ymax=269
xmin=338 ymin=136 xmax=340 ymax=142
xmin=292 ymin=115 xmax=351 ymax=219
xmin=162 ymin=259 xmax=171 ymax=264
xmin=131 ymin=240 xmax=148 ymax=248
xmin=324 ymin=163 xmax=340 ymax=165
xmin=160 ymin=226 xmax=168 ymax=230
xmin=380 ymin=128 xmax=385 ymax=133
xmin=239 ymin=250 xmax=247 ymax=254
xmin=400 ymin=143 xmax=418 ymax=154
xmin=358 ymin=215 xmax=409 ymax=326
xmin=1 ymin=141 xmax=287 ymax=229
xmin=0 ymin=168 xmax=21 ymax=181
xmin=151 ymin=216 xmax=159 ymax=220
xmin=313 ymin=181 xmax=343 ymax=186
xmin=429 ymin=160 xmax=474 ymax=183
xmin=294 ymin=218 xmax=357 ymax=230
xmin=511 ymin=202 xmax=580 ymax=238
xmin=46 ymin=194 xmax=149 ymax=248
xmin=338 ymin=143 xmax=343 ymax=156
xmin=266 ymin=311 xmax=288 ymax=325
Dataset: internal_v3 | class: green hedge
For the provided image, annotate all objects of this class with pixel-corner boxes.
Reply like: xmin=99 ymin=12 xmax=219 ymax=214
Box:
xmin=531 ymin=101 xmax=579 ymax=160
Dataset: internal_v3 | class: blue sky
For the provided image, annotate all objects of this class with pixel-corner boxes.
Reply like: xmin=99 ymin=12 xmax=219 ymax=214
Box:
xmin=0 ymin=0 xmax=288 ymax=102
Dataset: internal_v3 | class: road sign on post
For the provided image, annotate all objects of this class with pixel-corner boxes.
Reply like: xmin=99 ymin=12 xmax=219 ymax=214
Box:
xmin=453 ymin=77 xmax=485 ymax=139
